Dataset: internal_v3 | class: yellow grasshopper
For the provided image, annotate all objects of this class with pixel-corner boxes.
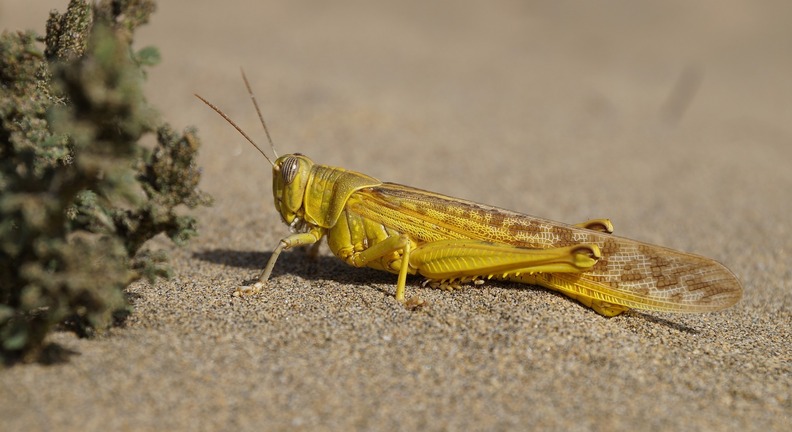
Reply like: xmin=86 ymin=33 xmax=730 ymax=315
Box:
xmin=196 ymin=75 xmax=742 ymax=317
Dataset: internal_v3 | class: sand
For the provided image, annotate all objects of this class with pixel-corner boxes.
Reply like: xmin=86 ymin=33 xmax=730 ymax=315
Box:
xmin=1 ymin=1 xmax=790 ymax=431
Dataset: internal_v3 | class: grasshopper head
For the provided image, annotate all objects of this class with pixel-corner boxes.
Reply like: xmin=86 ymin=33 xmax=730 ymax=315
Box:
xmin=272 ymin=153 xmax=314 ymax=226
xmin=194 ymin=87 xmax=315 ymax=228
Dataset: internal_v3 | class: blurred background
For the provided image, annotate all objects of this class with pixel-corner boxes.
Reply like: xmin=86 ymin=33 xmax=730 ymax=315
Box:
xmin=4 ymin=0 xmax=790 ymax=251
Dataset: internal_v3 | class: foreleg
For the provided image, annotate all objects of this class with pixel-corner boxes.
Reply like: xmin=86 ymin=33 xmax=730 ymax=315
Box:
xmin=234 ymin=228 xmax=324 ymax=296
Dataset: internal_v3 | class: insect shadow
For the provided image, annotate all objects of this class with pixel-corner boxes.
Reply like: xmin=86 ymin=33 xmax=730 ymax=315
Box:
xmin=627 ymin=312 xmax=700 ymax=334
xmin=192 ymin=248 xmax=701 ymax=333
xmin=192 ymin=248 xmax=395 ymax=287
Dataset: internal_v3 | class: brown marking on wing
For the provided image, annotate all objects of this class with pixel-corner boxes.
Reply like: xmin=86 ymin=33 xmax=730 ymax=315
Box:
xmin=346 ymin=182 xmax=742 ymax=312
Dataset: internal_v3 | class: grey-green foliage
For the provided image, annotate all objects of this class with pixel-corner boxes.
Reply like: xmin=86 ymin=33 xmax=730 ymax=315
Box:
xmin=0 ymin=0 xmax=212 ymax=363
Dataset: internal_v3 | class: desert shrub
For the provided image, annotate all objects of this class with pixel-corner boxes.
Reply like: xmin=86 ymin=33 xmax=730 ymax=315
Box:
xmin=0 ymin=0 xmax=211 ymax=363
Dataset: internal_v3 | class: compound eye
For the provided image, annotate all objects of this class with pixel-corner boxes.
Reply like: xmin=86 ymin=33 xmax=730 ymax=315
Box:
xmin=281 ymin=155 xmax=299 ymax=184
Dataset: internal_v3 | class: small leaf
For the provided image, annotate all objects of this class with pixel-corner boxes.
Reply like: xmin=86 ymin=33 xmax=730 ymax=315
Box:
xmin=135 ymin=46 xmax=160 ymax=66
xmin=1 ymin=323 xmax=29 ymax=351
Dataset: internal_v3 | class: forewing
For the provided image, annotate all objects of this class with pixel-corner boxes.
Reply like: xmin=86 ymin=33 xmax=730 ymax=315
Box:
xmin=348 ymin=183 xmax=742 ymax=312
xmin=347 ymin=182 xmax=565 ymax=247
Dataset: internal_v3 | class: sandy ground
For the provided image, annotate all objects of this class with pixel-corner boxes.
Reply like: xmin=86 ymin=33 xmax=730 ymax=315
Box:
xmin=2 ymin=1 xmax=791 ymax=430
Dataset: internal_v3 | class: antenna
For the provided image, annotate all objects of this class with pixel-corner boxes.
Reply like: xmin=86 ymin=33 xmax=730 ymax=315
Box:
xmin=194 ymin=93 xmax=277 ymax=169
xmin=241 ymin=69 xmax=279 ymax=159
